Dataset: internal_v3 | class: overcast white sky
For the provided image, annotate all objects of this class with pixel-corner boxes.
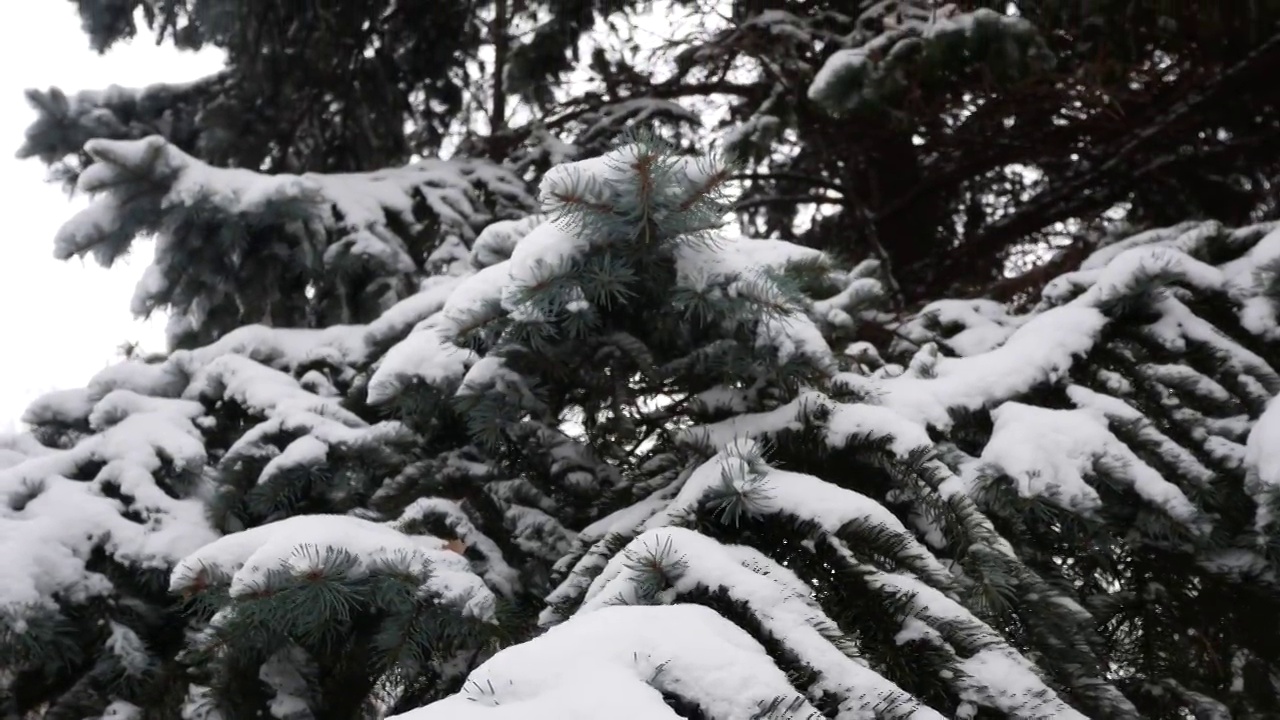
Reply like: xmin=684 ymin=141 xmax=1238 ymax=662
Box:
xmin=0 ymin=5 xmax=222 ymax=430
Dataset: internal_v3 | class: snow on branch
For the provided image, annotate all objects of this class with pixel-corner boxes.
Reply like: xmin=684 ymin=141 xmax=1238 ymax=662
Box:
xmin=170 ymin=514 xmax=496 ymax=620
xmin=575 ymin=526 xmax=978 ymax=719
xmin=537 ymin=441 xmax=1086 ymax=718
xmin=808 ymin=4 xmax=1053 ymax=116
xmin=0 ymin=397 xmax=216 ymax=615
xmin=52 ymin=135 xmax=534 ymax=345
xmin=976 ymin=402 xmax=1205 ymax=531
xmin=683 ymin=225 xmax=1280 ymax=539
xmin=389 ymin=604 xmax=822 ymax=720
xmin=22 ymin=271 xmax=466 ymax=431
xmin=1245 ymin=395 xmax=1280 ymax=534
xmin=17 ymin=74 xmax=227 ymax=178
xmin=170 ymin=514 xmax=506 ymax=712
xmin=396 ymin=497 xmax=522 ymax=597
xmin=6 ymin=341 xmax=429 ymax=629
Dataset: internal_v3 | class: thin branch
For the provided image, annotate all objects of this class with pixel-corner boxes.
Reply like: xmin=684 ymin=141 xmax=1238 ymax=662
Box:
xmin=731 ymin=172 xmax=848 ymax=194
xmin=959 ymin=30 xmax=1280 ymax=269
xmin=733 ymin=193 xmax=844 ymax=212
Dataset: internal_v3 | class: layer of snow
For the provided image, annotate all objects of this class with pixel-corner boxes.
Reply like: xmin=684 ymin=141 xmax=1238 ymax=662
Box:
xmin=1245 ymin=395 xmax=1280 ymax=532
xmin=580 ymin=527 xmax=943 ymax=719
xmin=898 ymin=299 xmax=1025 ymax=357
xmin=0 ymin=399 xmax=216 ymax=612
xmin=862 ymin=304 xmax=1107 ymax=429
xmin=392 ymin=604 xmax=822 ymax=720
xmin=860 ymin=563 xmax=1088 ymax=720
xmin=171 ymin=514 xmax=496 ymax=620
xmin=979 ymin=403 xmax=1202 ymax=528
xmin=397 ymin=497 xmax=521 ymax=597
xmin=639 ymin=441 xmax=953 ymax=587
xmin=807 ymin=6 xmax=1044 ymax=114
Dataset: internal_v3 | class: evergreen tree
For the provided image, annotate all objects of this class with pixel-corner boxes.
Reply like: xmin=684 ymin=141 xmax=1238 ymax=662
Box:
xmin=4 ymin=3 xmax=1280 ymax=720
xmin=6 ymin=133 xmax=1280 ymax=720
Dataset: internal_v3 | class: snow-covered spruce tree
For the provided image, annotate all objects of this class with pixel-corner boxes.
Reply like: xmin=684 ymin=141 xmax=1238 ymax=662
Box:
xmin=4 ymin=132 xmax=1280 ymax=720
xmin=384 ymin=210 xmax=1280 ymax=713
xmin=0 ymin=132 xmax=839 ymax=718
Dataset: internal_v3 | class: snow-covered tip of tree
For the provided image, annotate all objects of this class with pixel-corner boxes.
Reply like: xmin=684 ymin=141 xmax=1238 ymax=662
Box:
xmin=51 ymin=134 xmax=535 ymax=350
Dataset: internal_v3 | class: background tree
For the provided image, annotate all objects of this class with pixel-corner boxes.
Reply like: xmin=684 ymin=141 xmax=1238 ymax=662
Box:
xmin=619 ymin=0 xmax=1280 ymax=303
xmin=35 ymin=1 xmax=1280 ymax=306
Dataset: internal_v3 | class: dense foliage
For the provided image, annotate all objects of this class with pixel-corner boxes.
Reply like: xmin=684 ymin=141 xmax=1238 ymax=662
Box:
xmin=3 ymin=2 xmax=1280 ymax=719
